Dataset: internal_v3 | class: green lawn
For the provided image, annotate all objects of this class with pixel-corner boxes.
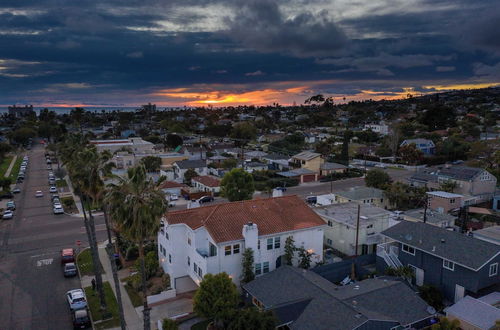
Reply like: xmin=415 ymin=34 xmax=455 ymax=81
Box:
xmin=77 ymin=248 xmax=105 ymax=276
xmin=122 ymin=276 xmax=144 ymax=307
xmin=0 ymin=156 xmax=13 ymax=177
xmin=191 ymin=319 xmax=211 ymax=330
xmin=56 ymin=179 xmax=68 ymax=188
xmin=61 ymin=196 xmax=78 ymax=214
xmin=84 ymin=282 xmax=121 ymax=329
xmin=8 ymin=156 xmax=23 ymax=181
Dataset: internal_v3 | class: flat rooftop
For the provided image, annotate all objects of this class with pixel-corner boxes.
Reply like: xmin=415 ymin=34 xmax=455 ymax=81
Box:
xmin=314 ymin=202 xmax=392 ymax=227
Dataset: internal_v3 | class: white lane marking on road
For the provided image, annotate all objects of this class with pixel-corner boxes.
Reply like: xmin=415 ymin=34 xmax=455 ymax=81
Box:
xmin=30 ymin=252 xmax=56 ymax=258
xmin=36 ymin=258 xmax=53 ymax=267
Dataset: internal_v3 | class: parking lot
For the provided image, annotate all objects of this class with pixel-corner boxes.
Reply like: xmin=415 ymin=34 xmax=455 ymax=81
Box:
xmin=0 ymin=143 xmax=106 ymax=329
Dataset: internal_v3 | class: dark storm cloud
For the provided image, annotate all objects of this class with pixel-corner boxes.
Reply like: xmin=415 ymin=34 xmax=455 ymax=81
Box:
xmin=225 ymin=0 xmax=347 ymax=57
xmin=0 ymin=0 xmax=499 ymax=105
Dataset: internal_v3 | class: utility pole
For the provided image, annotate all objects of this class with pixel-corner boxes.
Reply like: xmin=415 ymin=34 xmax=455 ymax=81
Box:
xmin=354 ymin=203 xmax=360 ymax=257
xmin=423 ymin=192 xmax=428 ymax=223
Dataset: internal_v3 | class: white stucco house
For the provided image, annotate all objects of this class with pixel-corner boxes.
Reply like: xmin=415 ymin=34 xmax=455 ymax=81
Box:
xmin=158 ymin=196 xmax=326 ymax=288
xmin=191 ymin=175 xmax=221 ymax=194
xmin=363 ymin=122 xmax=390 ymax=135
xmin=172 ymin=159 xmax=208 ymax=183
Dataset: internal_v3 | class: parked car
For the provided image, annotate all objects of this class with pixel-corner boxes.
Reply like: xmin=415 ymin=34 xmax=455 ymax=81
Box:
xmin=47 ymin=165 xmax=52 ymax=170
xmin=72 ymin=309 xmax=91 ymax=329
xmin=63 ymin=263 xmax=77 ymax=277
xmin=2 ymin=210 xmax=13 ymax=220
xmin=49 ymin=186 xmax=57 ymax=193
xmin=35 ymin=190 xmax=43 ymax=197
xmin=275 ymin=186 xmax=287 ymax=192
xmin=12 ymin=187 xmax=21 ymax=194
xmin=306 ymin=196 xmax=317 ymax=204
xmin=197 ymin=195 xmax=214 ymax=204
xmin=169 ymin=194 xmax=179 ymax=201
xmin=53 ymin=205 xmax=64 ymax=214
xmin=61 ymin=248 xmax=76 ymax=264
xmin=46 ymin=159 xmax=52 ymax=164
xmin=0 ymin=191 xmax=14 ymax=199
xmin=66 ymin=289 xmax=87 ymax=310
xmin=6 ymin=201 xmax=16 ymax=210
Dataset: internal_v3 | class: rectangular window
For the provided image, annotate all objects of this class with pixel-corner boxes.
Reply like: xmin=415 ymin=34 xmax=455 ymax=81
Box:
xmin=450 ymin=198 xmax=455 ymax=204
xmin=267 ymin=238 xmax=273 ymax=250
xmin=209 ymin=243 xmax=217 ymax=257
xmin=165 ymin=232 xmax=169 ymax=240
xmin=194 ymin=263 xmax=197 ymax=273
xmin=257 ymin=240 xmax=260 ymax=250
xmin=187 ymin=237 xmax=191 ymax=245
xmin=367 ymin=224 xmax=373 ymax=229
xmin=443 ymin=260 xmax=455 ymax=271
xmin=233 ymin=244 xmax=240 ymax=254
xmin=187 ymin=256 xmax=190 ymax=266
xmin=274 ymin=237 xmax=281 ymax=249
xmin=328 ymin=220 xmax=333 ymax=227
xmin=327 ymin=238 xmax=332 ymax=245
xmin=198 ymin=268 xmax=203 ymax=278
xmin=402 ymin=244 xmax=415 ymax=256
xmin=489 ymin=263 xmax=498 ymax=277
xmin=168 ymin=254 xmax=172 ymax=263
xmin=255 ymin=263 xmax=262 ymax=275
xmin=225 ymin=245 xmax=232 ymax=256
xmin=263 ymin=262 xmax=270 ymax=273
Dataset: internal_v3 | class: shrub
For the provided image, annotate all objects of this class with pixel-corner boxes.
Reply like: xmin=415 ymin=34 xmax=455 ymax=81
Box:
xmin=419 ymin=285 xmax=444 ymax=311
xmin=162 ymin=318 xmax=179 ymax=330
xmin=125 ymin=246 xmax=139 ymax=261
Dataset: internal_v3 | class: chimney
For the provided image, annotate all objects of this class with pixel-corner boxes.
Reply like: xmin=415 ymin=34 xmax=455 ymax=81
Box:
xmin=242 ymin=222 xmax=258 ymax=252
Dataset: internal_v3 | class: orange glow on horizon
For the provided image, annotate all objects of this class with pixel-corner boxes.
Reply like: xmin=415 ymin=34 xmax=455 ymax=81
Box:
xmin=422 ymin=82 xmax=500 ymax=91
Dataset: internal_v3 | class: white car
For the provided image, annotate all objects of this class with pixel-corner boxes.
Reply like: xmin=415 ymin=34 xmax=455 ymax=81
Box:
xmin=53 ymin=205 xmax=64 ymax=214
xmin=169 ymin=194 xmax=179 ymax=201
xmin=49 ymin=186 xmax=57 ymax=193
xmin=66 ymin=289 xmax=87 ymax=310
xmin=2 ymin=210 xmax=13 ymax=220
xmin=35 ymin=190 xmax=43 ymax=197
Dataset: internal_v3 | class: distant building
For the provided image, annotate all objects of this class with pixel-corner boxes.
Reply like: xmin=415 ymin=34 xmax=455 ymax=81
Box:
xmin=426 ymin=191 xmax=463 ymax=213
xmin=90 ymin=137 xmax=155 ymax=154
xmin=172 ymin=159 xmax=208 ymax=183
xmin=363 ymin=121 xmax=390 ymax=135
xmin=408 ymin=166 xmax=497 ymax=202
xmin=291 ymin=151 xmax=324 ymax=172
xmin=334 ymin=186 xmax=388 ymax=209
xmin=472 ymin=226 xmax=500 ymax=245
xmin=400 ymin=138 xmax=435 ymax=155
xmin=142 ymin=103 xmax=156 ymax=111
xmin=191 ymin=175 xmax=221 ymax=194
xmin=8 ymin=105 xmax=34 ymax=118
xmin=320 ymin=162 xmax=347 ymax=176
xmin=402 ymin=208 xmax=456 ymax=228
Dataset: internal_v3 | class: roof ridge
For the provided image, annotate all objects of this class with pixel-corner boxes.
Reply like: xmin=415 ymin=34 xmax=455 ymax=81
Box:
xmin=202 ymin=203 xmax=221 ymax=226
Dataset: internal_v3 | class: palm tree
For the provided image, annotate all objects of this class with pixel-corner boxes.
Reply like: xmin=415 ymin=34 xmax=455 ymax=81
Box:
xmin=106 ymin=165 xmax=168 ymax=330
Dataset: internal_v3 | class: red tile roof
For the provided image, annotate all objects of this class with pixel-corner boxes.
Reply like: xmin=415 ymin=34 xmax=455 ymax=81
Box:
xmin=160 ymin=181 xmax=188 ymax=189
xmin=166 ymin=195 xmax=325 ymax=243
xmin=192 ymin=175 xmax=221 ymax=187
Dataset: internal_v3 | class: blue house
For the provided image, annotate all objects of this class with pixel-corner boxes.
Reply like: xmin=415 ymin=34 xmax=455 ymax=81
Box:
xmin=400 ymin=138 xmax=435 ymax=155
xmin=377 ymin=221 xmax=499 ymax=303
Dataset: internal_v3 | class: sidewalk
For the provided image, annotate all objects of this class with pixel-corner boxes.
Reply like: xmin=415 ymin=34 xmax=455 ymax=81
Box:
xmin=98 ymin=242 xmax=143 ymax=330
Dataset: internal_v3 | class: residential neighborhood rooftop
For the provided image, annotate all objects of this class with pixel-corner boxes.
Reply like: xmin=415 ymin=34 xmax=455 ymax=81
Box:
xmin=427 ymin=191 xmax=463 ymax=198
xmin=445 ymin=295 xmax=500 ymax=330
xmin=192 ymin=175 xmax=220 ymax=187
xmin=314 ymin=202 xmax=393 ymax=227
xmin=174 ymin=159 xmax=207 ymax=169
xmin=166 ymin=195 xmax=326 ymax=243
xmin=334 ymin=186 xmax=384 ymax=201
xmin=243 ymin=266 xmax=433 ymax=329
xmin=381 ymin=221 xmax=500 ymax=270
xmin=292 ymin=151 xmax=321 ymax=161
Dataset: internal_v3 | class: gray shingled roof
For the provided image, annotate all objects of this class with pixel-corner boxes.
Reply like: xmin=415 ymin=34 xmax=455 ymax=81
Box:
xmin=321 ymin=162 xmax=347 ymax=170
xmin=292 ymin=151 xmax=321 ymax=161
xmin=243 ymin=266 xmax=432 ymax=329
xmin=410 ymin=166 xmax=485 ymax=183
xmin=381 ymin=221 xmax=500 ymax=270
xmin=264 ymin=153 xmax=289 ymax=161
xmin=174 ymin=159 xmax=207 ymax=169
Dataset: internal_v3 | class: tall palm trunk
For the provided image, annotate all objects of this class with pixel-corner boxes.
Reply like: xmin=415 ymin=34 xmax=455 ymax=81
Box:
xmin=139 ymin=241 xmax=151 ymax=330
xmin=85 ymin=196 xmax=108 ymax=313
xmin=80 ymin=196 xmax=94 ymax=261
xmin=103 ymin=208 xmax=126 ymax=330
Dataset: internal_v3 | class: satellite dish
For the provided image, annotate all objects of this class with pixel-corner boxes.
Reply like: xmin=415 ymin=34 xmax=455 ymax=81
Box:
xmin=427 ymin=306 xmax=436 ymax=314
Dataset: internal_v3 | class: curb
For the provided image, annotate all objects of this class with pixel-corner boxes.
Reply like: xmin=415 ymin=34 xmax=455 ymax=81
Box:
xmin=75 ymin=248 xmax=96 ymax=330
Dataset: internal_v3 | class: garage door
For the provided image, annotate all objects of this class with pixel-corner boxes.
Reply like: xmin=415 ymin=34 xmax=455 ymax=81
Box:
xmin=302 ymin=174 xmax=316 ymax=183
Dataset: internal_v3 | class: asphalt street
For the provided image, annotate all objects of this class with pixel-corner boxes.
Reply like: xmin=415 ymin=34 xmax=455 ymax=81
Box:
xmin=0 ymin=144 xmax=106 ymax=330
xmin=169 ymin=167 xmax=412 ymax=210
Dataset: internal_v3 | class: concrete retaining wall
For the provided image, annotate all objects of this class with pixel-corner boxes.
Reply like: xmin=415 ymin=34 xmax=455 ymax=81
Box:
xmin=147 ymin=288 xmax=176 ymax=305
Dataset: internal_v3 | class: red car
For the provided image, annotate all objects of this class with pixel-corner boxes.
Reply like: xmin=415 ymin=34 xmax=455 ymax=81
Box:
xmin=61 ymin=248 xmax=76 ymax=264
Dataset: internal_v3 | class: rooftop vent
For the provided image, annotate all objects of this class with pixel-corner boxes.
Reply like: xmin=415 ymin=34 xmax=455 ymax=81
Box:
xmin=405 ymin=234 xmax=413 ymax=241
xmin=432 ymin=246 xmax=436 ymax=252
xmin=441 ymin=238 xmax=445 ymax=243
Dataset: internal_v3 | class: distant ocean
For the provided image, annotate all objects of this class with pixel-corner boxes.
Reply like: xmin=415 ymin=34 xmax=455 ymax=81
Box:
xmin=0 ymin=106 xmax=186 ymax=115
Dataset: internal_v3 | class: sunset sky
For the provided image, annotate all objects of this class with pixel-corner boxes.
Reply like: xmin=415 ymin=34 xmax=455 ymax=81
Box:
xmin=0 ymin=0 xmax=499 ymax=107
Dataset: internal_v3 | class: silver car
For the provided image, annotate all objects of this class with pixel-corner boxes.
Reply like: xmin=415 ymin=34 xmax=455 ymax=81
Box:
xmin=66 ymin=289 xmax=87 ymax=310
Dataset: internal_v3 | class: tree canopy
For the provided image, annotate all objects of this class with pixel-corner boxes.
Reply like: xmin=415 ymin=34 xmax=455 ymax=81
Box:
xmin=365 ymin=169 xmax=391 ymax=189
xmin=221 ymin=168 xmax=255 ymax=201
